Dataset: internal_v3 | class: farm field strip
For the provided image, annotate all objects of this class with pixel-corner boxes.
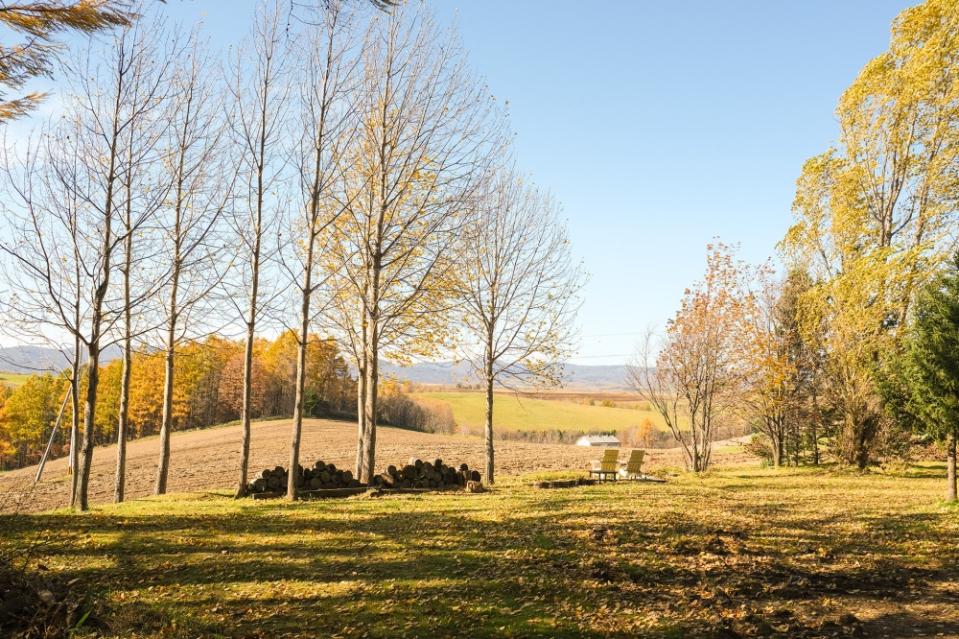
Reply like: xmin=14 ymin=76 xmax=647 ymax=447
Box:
xmin=0 ymin=371 xmax=32 ymax=388
xmin=412 ymin=390 xmax=667 ymax=432
xmin=0 ymin=417 xmax=705 ymax=514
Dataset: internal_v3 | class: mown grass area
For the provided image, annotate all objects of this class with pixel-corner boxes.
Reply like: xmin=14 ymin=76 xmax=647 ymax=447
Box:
xmin=2 ymin=464 xmax=958 ymax=638
xmin=413 ymin=390 xmax=666 ymax=432
xmin=0 ymin=372 xmax=31 ymax=388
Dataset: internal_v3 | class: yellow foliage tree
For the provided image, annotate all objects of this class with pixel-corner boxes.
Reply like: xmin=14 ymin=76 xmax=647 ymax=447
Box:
xmin=781 ymin=0 xmax=959 ymax=468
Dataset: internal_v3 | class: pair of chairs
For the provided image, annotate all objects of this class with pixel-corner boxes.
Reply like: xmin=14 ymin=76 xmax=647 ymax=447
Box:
xmin=588 ymin=448 xmax=645 ymax=482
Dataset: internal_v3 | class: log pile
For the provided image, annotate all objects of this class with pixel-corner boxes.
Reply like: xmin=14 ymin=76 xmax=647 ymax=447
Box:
xmin=370 ymin=458 xmax=481 ymax=490
xmin=247 ymin=460 xmax=363 ymax=495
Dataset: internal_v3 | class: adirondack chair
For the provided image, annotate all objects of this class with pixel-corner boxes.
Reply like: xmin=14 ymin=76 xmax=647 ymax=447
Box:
xmin=588 ymin=448 xmax=620 ymax=482
xmin=620 ymin=449 xmax=646 ymax=480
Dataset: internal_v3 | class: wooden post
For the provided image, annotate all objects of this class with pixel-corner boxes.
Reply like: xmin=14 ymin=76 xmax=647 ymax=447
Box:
xmin=34 ymin=384 xmax=72 ymax=484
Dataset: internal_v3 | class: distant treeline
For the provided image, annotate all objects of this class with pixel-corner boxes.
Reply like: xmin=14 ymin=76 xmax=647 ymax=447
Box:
xmin=0 ymin=332 xmax=354 ymax=471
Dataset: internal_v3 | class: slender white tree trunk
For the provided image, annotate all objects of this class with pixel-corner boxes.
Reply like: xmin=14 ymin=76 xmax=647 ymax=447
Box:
xmin=236 ymin=292 xmax=257 ymax=497
xmin=68 ymin=338 xmax=80 ymax=508
xmin=288 ymin=246 xmax=314 ymax=500
xmin=115 ymin=228 xmax=133 ymax=503
xmin=354 ymin=359 xmax=366 ymax=478
xmin=155 ymin=310 xmax=176 ymax=495
xmin=484 ymin=330 xmax=495 ymax=484
xmin=361 ymin=332 xmax=378 ymax=484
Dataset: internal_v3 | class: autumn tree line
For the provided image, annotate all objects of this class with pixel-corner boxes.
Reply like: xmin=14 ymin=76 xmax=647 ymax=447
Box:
xmin=0 ymin=332 xmax=354 ymax=470
xmin=0 ymin=0 xmax=582 ymax=510
xmin=632 ymin=0 xmax=959 ymax=501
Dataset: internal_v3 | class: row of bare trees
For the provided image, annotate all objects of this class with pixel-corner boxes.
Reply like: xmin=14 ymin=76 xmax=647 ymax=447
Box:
xmin=0 ymin=0 xmax=583 ymax=508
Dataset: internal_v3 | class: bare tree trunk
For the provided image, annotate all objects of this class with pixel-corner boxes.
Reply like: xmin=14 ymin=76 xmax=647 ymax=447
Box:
xmin=484 ymin=331 xmax=494 ymax=484
xmin=115 ymin=229 xmax=133 ymax=503
xmin=361 ymin=333 xmax=378 ymax=484
xmin=947 ymin=426 xmax=957 ymax=504
xmin=75 ymin=353 xmax=100 ymax=511
xmin=76 ymin=116 xmax=118 ymax=510
xmin=354 ymin=358 xmax=366 ymax=478
xmin=810 ymin=406 xmax=821 ymax=465
xmin=854 ymin=416 xmax=873 ymax=470
xmin=68 ymin=337 xmax=80 ymax=508
xmin=235 ymin=232 xmax=261 ymax=498
xmin=771 ymin=424 xmax=783 ymax=468
xmin=288 ymin=258 xmax=313 ymax=501
xmin=236 ymin=305 xmax=257 ymax=497
xmin=115 ymin=329 xmax=131 ymax=502
xmin=77 ymin=210 xmax=112 ymax=511
xmin=154 ymin=310 xmax=177 ymax=495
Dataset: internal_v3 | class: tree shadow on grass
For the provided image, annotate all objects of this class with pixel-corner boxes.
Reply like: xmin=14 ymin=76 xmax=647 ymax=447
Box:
xmin=861 ymin=611 xmax=959 ymax=638
xmin=1 ymin=489 xmax=958 ymax=638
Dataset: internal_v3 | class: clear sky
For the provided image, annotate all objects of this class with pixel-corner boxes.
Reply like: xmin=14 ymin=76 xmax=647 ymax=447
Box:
xmin=422 ymin=0 xmax=914 ymax=365
xmin=3 ymin=1 xmax=916 ymax=363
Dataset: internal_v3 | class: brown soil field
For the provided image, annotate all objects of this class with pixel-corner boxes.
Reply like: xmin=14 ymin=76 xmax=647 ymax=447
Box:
xmin=0 ymin=418 xmax=750 ymax=513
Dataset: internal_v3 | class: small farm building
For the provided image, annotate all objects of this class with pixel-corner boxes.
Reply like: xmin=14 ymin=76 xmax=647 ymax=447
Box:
xmin=575 ymin=435 xmax=620 ymax=447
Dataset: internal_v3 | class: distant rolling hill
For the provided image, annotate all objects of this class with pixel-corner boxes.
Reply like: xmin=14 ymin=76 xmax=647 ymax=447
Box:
xmin=1 ymin=344 xmax=636 ymax=391
xmin=382 ymin=361 xmax=636 ymax=390
xmin=0 ymin=344 xmax=120 ymax=374
xmin=0 ymin=345 xmax=74 ymax=373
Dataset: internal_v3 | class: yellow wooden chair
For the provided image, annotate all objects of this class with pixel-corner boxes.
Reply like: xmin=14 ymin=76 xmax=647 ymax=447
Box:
xmin=588 ymin=448 xmax=620 ymax=482
xmin=620 ymin=449 xmax=646 ymax=480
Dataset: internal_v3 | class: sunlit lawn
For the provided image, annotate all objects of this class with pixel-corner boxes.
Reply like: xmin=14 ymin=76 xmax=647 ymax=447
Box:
xmin=2 ymin=464 xmax=958 ymax=638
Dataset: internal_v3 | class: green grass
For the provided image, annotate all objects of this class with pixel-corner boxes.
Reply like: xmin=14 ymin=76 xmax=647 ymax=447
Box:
xmin=413 ymin=390 xmax=666 ymax=432
xmin=2 ymin=464 xmax=958 ymax=637
xmin=0 ymin=371 xmax=31 ymax=388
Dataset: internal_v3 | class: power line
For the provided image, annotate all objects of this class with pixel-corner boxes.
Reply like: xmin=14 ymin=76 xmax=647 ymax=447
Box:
xmin=578 ymin=330 xmax=647 ymax=339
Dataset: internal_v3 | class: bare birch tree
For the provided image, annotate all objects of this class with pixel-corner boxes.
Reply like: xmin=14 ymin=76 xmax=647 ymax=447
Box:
xmin=0 ymin=133 xmax=84 ymax=506
xmin=113 ymin=18 xmax=174 ymax=503
xmin=153 ymin=35 xmax=232 ymax=496
xmin=225 ymin=0 xmax=291 ymax=498
xmin=283 ymin=0 xmax=359 ymax=500
xmin=458 ymin=168 xmax=582 ymax=483
xmin=0 ymin=18 xmax=164 ymax=510
xmin=331 ymin=3 xmax=503 ymax=483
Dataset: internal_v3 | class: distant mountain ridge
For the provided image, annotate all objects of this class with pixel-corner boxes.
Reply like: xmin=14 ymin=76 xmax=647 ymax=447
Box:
xmin=0 ymin=345 xmax=634 ymax=390
xmin=0 ymin=344 xmax=121 ymax=373
xmin=381 ymin=360 xmax=634 ymax=390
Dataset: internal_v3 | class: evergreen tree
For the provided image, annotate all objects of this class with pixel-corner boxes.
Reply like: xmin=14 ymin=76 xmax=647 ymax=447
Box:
xmin=894 ymin=252 xmax=959 ymax=502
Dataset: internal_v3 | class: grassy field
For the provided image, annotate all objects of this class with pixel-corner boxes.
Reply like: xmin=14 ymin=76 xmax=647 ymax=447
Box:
xmin=413 ymin=390 xmax=666 ymax=432
xmin=0 ymin=371 xmax=31 ymax=388
xmin=1 ymin=464 xmax=957 ymax=638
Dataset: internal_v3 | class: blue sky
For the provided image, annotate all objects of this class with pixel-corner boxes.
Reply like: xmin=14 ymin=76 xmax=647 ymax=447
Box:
xmin=421 ymin=1 xmax=913 ymax=364
xmin=4 ymin=1 xmax=915 ymax=363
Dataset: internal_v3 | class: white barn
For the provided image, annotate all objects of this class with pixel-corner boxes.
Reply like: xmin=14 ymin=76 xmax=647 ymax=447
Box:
xmin=575 ymin=434 xmax=620 ymax=447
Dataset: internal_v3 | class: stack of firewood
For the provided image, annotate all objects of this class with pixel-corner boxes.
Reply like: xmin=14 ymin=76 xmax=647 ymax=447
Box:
xmin=370 ymin=458 xmax=481 ymax=490
xmin=247 ymin=460 xmax=363 ymax=494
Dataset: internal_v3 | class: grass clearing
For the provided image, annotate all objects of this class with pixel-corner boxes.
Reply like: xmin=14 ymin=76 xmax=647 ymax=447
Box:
xmin=0 ymin=372 xmax=31 ymax=388
xmin=413 ymin=390 xmax=666 ymax=432
xmin=2 ymin=464 xmax=957 ymax=637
